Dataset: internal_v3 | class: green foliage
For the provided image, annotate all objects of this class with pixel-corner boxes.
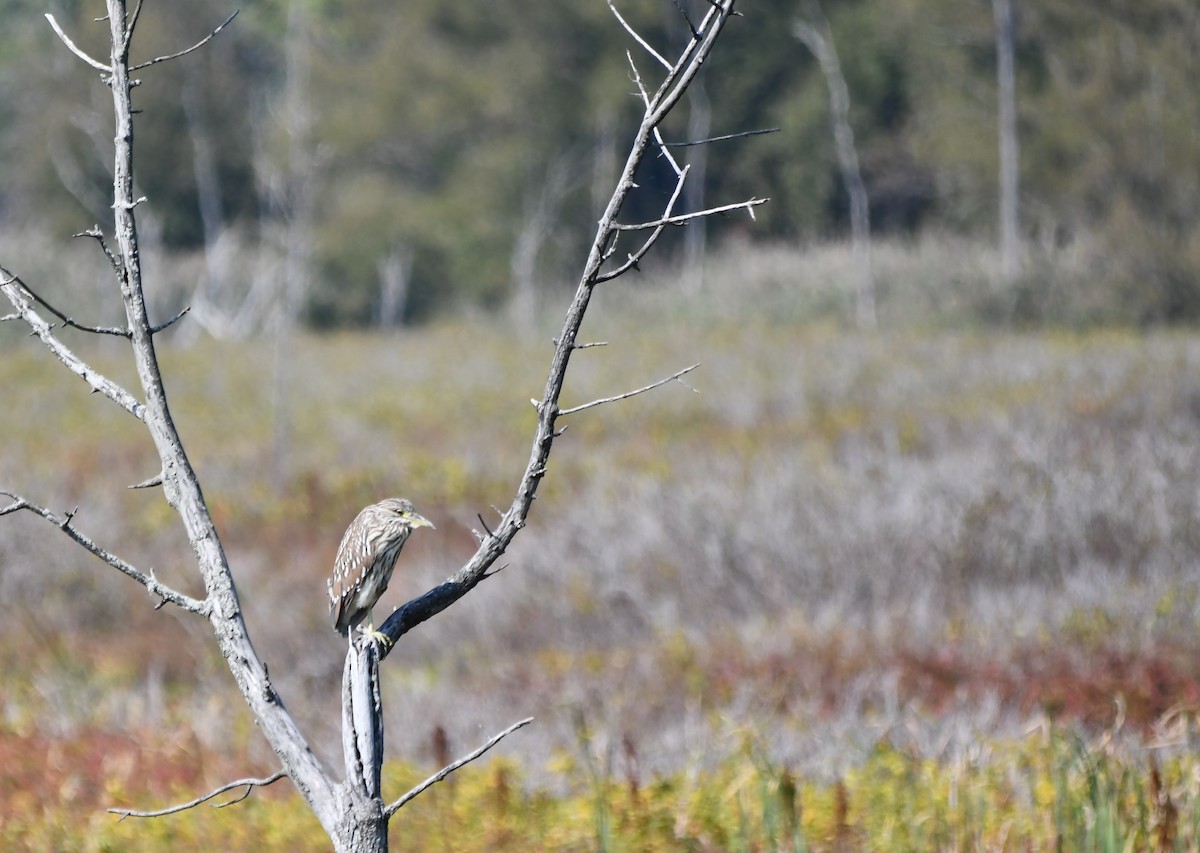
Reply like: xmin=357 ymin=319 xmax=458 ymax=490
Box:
xmin=2 ymin=0 xmax=1199 ymax=324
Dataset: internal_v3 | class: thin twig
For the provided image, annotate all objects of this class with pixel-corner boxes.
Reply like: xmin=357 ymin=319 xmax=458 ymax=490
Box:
xmin=124 ymin=0 xmax=145 ymax=50
xmin=559 ymin=364 xmax=700 ymax=416
xmin=664 ymin=127 xmax=780 ymax=147
xmin=672 ymin=0 xmax=699 ymax=38
xmin=597 ymin=166 xmax=691 ymax=282
xmin=626 ymin=50 xmax=653 ymax=110
xmin=384 ymin=718 xmax=534 ymax=816
xmin=16 ymin=279 xmax=130 ymax=336
xmin=44 ymin=14 xmax=111 ymax=73
xmin=129 ymin=11 xmax=238 ymax=72
xmin=607 ymin=1 xmax=671 ymax=70
xmin=128 ymin=471 xmax=164 ymax=490
xmin=108 ymin=770 xmax=286 ymax=820
xmin=73 ymin=227 xmax=124 ymax=278
xmin=613 ymin=197 xmax=767 ymax=231
xmin=151 ymin=306 xmax=191 ymax=335
xmin=0 ymin=490 xmax=209 ymax=615
xmin=0 ymin=269 xmax=147 ymax=420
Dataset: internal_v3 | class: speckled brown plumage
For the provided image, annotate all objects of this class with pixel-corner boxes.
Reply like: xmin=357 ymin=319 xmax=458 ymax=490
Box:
xmin=327 ymin=498 xmax=434 ymax=637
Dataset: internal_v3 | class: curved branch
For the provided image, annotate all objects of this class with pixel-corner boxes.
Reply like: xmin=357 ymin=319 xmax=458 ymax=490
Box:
xmin=13 ymin=276 xmax=131 ymax=336
xmin=378 ymin=0 xmax=752 ymax=651
xmin=44 ymin=14 xmax=111 ymax=73
xmin=108 ymin=770 xmax=286 ymax=819
xmin=559 ymin=363 xmax=699 ymax=416
xmin=129 ymin=11 xmax=239 ymax=72
xmin=1 ymin=269 xmax=147 ymax=420
xmin=383 ymin=718 xmax=533 ymax=816
xmin=0 ymin=491 xmax=209 ymax=615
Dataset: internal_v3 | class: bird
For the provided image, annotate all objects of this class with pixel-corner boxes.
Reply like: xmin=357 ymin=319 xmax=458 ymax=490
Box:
xmin=327 ymin=497 xmax=435 ymax=646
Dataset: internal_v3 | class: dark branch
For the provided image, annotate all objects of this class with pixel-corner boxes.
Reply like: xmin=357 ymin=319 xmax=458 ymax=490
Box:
xmin=15 ymin=277 xmax=130 ymax=336
xmin=664 ymin=126 xmax=780 ymax=147
xmin=151 ymin=305 xmax=191 ymax=335
xmin=108 ymin=770 xmax=286 ymax=819
xmin=672 ymin=0 xmax=699 ymax=38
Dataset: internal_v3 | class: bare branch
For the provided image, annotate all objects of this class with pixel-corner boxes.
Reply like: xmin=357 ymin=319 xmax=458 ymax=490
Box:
xmin=44 ymin=14 xmax=111 ymax=73
xmin=73 ymin=227 xmax=124 ymax=278
xmin=128 ymin=471 xmax=164 ymax=490
xmin=108 ymin=770 xmax=286 ymax=819
xmin=597 ymin=165 xmax=692 ymax=282
xmin=664 ymin=126 xmax=780 ymax=147
xmin=124 ymin=0 xmax=145 ymax=49
xmin=0 ymin=490 xmax=209 ymax=615
xmin=608 ymin=1 xmax=671 ymax=71
xmin=129 ymin=11 xmax=239 ymax=72
xmin=0 ymin=269 xmax=147 ymax=420
xmin=384 ymin=718 xmax=534 ymax=816
xmin=151 ymin=305 xmax=191 ymax=334
xmin=14 ymin=277 xmax=130 ymax=336
xmin=671 ymin=0 xmax=700 ymax=39
xmin=377 ymin=0 xmax=755 ymax=655
xmin=559 ymin=363 xmax=700 ymax=416
xmin=614 ymin=196 xmax=767 ymax=231
xmin=625 ymin=50 xmax=653 ymax=109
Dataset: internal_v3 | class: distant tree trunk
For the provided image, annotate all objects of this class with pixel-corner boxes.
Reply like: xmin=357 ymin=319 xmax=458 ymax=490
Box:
xmin=509 ymin=156 xmax=570 ymax=336
xmin=794 ymin=2 xmax=876 ymax=330
xmin=993 ymin=0 xmax=1020 ymax=281
xmin=273 ymin=3 xmax=317 ymax=488
xmin=181 ymin=76 xmax=231 ymax=343
xmin=591 ymin=109 xmax=617 ymax=224
xmin=377 ymin=244 xmax=412 ymax=328
xmin=682 ymin=80 xmax=710 ymax=293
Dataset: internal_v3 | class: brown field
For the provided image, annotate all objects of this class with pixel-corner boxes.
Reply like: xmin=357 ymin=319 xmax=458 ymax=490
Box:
xmin=3 ymin=247 xmax=1200 ymax=848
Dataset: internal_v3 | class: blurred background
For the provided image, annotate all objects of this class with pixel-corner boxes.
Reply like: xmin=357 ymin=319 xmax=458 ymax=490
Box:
xmin=2 ymin=0 xmax=1200 ymax=848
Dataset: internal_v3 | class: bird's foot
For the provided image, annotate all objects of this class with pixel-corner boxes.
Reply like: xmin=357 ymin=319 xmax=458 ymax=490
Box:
xmin=359 ymin=626 xmax=393 ymax=651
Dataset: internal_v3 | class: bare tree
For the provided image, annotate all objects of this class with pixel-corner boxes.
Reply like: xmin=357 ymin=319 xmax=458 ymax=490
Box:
xmin=509 ymin=154 xmax=573 ymax=335
xmin=1 ymin=2 xmax=763 ymax=850
xmin=794 ymin=1 xmax=876 ymax=330
xmin=377 ymin=243 xmax=412 ymax=328
xmin=993 ymin=0 xmax=1021 ymax=281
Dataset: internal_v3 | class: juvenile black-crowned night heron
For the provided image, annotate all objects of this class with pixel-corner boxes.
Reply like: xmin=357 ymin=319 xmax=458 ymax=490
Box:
xmin=327 ymin=497 xmax=434 ymax=644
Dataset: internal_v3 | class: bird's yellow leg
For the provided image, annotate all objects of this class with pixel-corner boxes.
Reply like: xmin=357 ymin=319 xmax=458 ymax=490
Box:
xmin=360 ymin=609 xmax=393 ymax=650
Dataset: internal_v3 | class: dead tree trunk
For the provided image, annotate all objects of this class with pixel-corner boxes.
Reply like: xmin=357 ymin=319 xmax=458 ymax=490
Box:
xmin=1 ymin=2 xmax=764 ymax=850
xmin=795 ymin=2 xmax=876 ymax=330
xmin=993 ymin=0 xmax=1021 ymax=281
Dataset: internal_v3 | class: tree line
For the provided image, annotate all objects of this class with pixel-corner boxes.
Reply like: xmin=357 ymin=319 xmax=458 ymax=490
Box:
xmin=1 ymin=0 xmax=1197 ymax=326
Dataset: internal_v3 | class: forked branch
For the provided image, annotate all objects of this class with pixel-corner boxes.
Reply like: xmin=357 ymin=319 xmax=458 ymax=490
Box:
xmin=0 ymin=269 xmax=148 ymax=419
xmin=109 ymin=770 xmax=286 ymax=819
xmin=0 ymin=490 xmax=209 ymax=615
xmin=378 ymin=0 xmax=761 ymax=650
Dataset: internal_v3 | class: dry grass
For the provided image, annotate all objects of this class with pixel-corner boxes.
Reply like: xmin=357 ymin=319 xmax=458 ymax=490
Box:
xmin=3 ymin=239 xmax=1200 ymax=845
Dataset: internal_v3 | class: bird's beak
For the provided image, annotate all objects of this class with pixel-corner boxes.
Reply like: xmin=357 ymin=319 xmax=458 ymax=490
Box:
xmin=408 ymin=512 xmax=435 ymax=530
